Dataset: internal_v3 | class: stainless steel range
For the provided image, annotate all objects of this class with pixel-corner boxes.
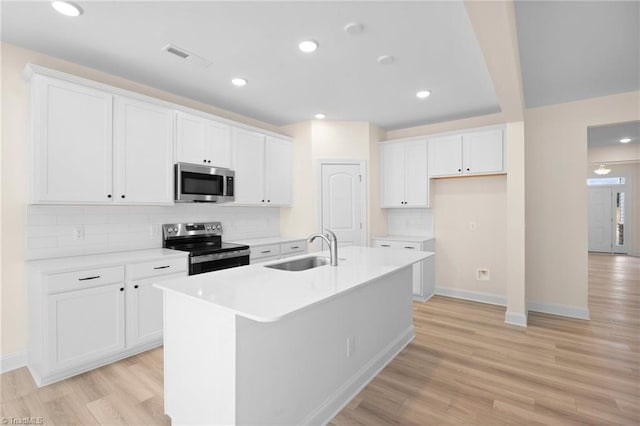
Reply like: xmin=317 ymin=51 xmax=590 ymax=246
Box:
xmin=162 ymin=222 xmax=250 ymax=275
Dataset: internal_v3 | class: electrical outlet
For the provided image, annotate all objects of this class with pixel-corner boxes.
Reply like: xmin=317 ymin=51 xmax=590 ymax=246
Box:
xmin=73 ymin=226 xmax=85 ymax=241
xmin=469 ymin=221 xmax=477 ymax=231
xmin=347 ymin=336 xmax=356 ymax=358
xmin=476 ymin=268 xmax=490 ymax=281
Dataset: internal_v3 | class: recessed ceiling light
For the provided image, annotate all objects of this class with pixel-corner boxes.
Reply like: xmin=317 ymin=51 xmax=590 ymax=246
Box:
xmin=51 ymin=1 xmax=82 ymax=17
xmin=231 ymin=78 xmax=247 ymax=87
xmin=378 ymin=55 xmax=395 ymax=65
xmin=315 ymin=113 xmax=326 ymax=120
xmin=619 ymin=137 xmax=632 ymax=143
xmin=344 ymin=22 xmax=364 ymax=35
xmin=298 ymin=40 xmax=319 ymax=53
xmin=416 ymin=90 xmax=432 ymax=99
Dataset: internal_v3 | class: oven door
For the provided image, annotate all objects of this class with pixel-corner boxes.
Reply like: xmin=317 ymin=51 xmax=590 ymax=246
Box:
xmin=189 ymin=250 xmax=250 ymax=275
xmin=175 ymin=163 xmax=235 ymax=202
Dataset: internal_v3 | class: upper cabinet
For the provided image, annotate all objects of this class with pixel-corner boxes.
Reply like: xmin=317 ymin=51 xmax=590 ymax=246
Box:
xmin=31 ymin=76 xmax=114 ymax=203
xmin=175 ymin=112 xmax=231 ymax=168
xmin=113 ymin=96 xmax=174 ymax=204
xmin=232 ymin=129 xmax=292 ymax=206
xmin=29 ymin=74 xmax=174 ymax=205
xmin=428 ymin=129 xmax=504 ymax=177
xmin=380 ymin=139 xmax=429 ymax=208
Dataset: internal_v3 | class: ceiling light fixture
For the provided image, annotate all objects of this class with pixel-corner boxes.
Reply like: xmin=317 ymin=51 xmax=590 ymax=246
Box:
xmin=619 ymin=137 xmax=632 ymax=143
xmin=416 ymin=90 xmax=432 ymax=99
xmin=298 ymin=40 xmax=319 ymax=53
xmin=315 ymin=113 xmax=326 ymax=120
xmin=231 ymin=78 xmax=248 ymax=87
xmin=344 ymin=22 xmax=364 ymax=35
xmin=51 ymin=1 xmax=82 ymax=17
xmin=378 ymin=55 xmax=395 ymax=65
xmin=594 ymin=164 xmax=611 ymax=175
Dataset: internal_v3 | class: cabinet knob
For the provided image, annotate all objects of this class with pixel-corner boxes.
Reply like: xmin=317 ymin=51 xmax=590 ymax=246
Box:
xmin=107 ymin=194 xmax=112 ymax=198
xmin=262 ymin=199 xmax=265 ymax=203
xmin=466 ymin=168 xmax=470 ymax=171
xmin=120 ymin=287 xmax=124 ymax=292
xmin=267 ymin=200 xmax=271 ymax=203
xmin=208 ymin=160 xmax=212 ymax=163
xmin=134 ymin=284 xmax=139 ymax=289
xmin=121 ymin=195 xmax=125 ymax=199
xmin=457 ymin=168 xmax=462 ymax=172
xmin=204 ymin=159 xmax=207 ymax=163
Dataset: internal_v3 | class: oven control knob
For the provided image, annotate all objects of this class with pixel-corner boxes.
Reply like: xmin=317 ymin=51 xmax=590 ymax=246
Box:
xmin=167 ymin=228 xmax=173 ymax=233
xmin=173 ymin=227 xmax=178 ymax=232
xmin=206 ymin=226 xmax=212 ymax=231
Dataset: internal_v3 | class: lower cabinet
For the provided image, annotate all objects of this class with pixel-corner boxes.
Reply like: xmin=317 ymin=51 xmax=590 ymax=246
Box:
xmin=249 ymin=240 xmax=307 ymax=264
xmin=28 ymin=255 xmax=187 ymax=387
xmin=372 ymin=238 xmax=435 ymax=301
xmin=47 ymin=283 xmax=126 ymax=373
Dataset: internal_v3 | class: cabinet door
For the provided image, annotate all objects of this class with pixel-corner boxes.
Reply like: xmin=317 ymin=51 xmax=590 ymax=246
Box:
xmin=33 ymin=77 xmax=113 ymax=203
xmin=380 ymin=142 xmax=405 ymax=207
xmin=126 ymin=273 xmax=184 ymax=347
xmin=428 ymin=135 xmax=463 ymax=177
xmin=113 ymin=97 xmax=174 ymax=204
xmin=404 ymin=140 xmax=429 ymax=207
xmin=412 ymin=263 xmax=422 ymax=295
xmin=232 ymin=128 xmax=265 ymax=205
xmin=206 ymin=121 xmax=232 ymax=169
xmin=176 ymin=112 xmax=207 ymax=165
xmin=47 ymin=284 xmax=125 ymax=371
xmin=264 ymin=137 xmax=292 ymax=206
xmin=463 ymin=129 xmax=504 ymax=174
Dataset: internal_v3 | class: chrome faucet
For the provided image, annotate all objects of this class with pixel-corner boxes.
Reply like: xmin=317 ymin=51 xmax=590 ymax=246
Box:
xmin=307 ymin=229 xmax=338 ymax=266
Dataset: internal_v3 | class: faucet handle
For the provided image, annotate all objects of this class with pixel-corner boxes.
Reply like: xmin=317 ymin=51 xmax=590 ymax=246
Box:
xmin=324 ymin=229 xmax=337 ymax=241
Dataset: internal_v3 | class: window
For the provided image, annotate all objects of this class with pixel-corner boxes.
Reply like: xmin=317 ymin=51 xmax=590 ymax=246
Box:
xmin=586 ymin=177 xmax=625 ymax=186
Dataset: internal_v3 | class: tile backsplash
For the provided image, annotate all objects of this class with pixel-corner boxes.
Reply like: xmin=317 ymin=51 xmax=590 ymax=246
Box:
xmin=26 ymin=204 xmax=280 ymax=260
xmin=386 ymin=208 xmax=433 ymax=236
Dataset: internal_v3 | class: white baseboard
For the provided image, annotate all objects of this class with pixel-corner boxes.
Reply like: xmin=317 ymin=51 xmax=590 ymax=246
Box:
xmin=1 ymin=351 xmax=27 ymax=374
xmin=435 ymin=287 xmax=506 ymax=306
xmin=412 ymin=293 xmax=434 ymax=303
xmin=303 ymin=326 xmax=415 ymax=425
xmin=527 ymin=301 xmax=590 ymax=320
xmin=504 ymin=310 xmax=528 ymax=327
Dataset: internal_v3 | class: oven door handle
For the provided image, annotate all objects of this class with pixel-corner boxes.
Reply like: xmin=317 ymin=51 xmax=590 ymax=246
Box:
xmin=190 ymin=249 xmax=251 ymax=264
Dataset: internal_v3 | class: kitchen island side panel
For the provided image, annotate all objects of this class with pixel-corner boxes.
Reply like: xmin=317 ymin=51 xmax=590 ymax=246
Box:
xmin=235 ymin=266 xmax=414 ymax=425
xmin=163 ymin=292 xmax=237 ymax=425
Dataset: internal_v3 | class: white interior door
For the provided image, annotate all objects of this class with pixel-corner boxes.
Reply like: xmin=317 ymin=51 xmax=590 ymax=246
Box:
xmin=320 ymin=163 xmax=364 ymax=249
xmin=588 ymin=187 xmax=613 ymax=253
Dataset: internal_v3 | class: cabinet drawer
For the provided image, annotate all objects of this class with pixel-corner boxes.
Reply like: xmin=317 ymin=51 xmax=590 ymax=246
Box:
xmin=47 ymin=266 xmax=125 ymax=294
xmin=373 ymin=240 xmax=400 ymax=249
xmin=127 ymin=257 xmax=187 ymax=281
xmin=280 ymin=241 xmax=306 ymax=255
xmin=399 ymin=242 xmax=421 ymax=251
xmin=250 ymin=244 xmax=281 ymax=260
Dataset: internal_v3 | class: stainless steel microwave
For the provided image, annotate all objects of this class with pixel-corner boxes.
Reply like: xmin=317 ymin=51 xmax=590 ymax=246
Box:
xmin=175 ymin=163 xmax=235 ymax=203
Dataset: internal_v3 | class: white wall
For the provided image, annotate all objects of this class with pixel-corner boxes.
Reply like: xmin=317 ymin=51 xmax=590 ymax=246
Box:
xmin=525 ymin=91 xmax=640 ymax=314
xmin=26 ymin=205 xmax=280 ymax=260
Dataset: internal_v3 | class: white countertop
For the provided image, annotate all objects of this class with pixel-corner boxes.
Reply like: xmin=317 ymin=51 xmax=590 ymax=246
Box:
xmin=228 ymin=236 xmax=306 ymax=246
xmin=27 ymin=248 xmax=188 ymax=274
xmin=155 ymin=246 xmax=433 ymax=323
xmin=373 ymin=235 xmax=434 ymax=242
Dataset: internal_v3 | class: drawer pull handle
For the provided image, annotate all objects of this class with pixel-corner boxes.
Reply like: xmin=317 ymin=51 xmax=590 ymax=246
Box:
xmin=404 ymin=246 xmax=415 ymax=249
xmin=261 ymin=250 xmax=271 ymax=254
xmin=290 ymin=246 xmax=299 ymax=249
xmin=153 ymin=265 xmax=170 ymax=270
xmin=78 ymin=275 xmax=100 ymax=281
xmin=381 ymin=244 xmax=391 ymax=247
xmin=134 ymin=284 xmax=139 ymax=289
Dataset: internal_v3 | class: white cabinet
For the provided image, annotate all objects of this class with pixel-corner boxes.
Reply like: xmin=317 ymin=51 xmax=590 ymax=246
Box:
xmin=175 ymin=112 xmax=232 ymax=168
xmin=428 ymin=129 xmax=504 ymax=177
xmin=113 ymin=97 xmax=174 ymax=204
xmin=47 ymin=283 xmax=126 ymax=373
xmin=248 ymin=239 xmax=307 ymax=264
xmin=380 ymin=139 xmax=429 ymax=208
xmin=28 ymin=253 xmax=188 ymax=386
xmin=232 ymin=129 xmax=292 ymax=206
xmin=31 ymin=76 xmax=114 ymax=203
xmin=29 ymin=75 xmax=175 ymax=205
xmin=372 ymin=238 xmax=434 ymax=301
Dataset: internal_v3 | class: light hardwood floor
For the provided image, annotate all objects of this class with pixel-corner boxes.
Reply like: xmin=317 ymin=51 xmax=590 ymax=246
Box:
xmin=2 ymin=254 xmax=638 ymax=425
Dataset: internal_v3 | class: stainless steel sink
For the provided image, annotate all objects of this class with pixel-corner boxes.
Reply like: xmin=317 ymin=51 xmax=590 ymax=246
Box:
xmin=265 ymin=256 xmax=331 ymax=272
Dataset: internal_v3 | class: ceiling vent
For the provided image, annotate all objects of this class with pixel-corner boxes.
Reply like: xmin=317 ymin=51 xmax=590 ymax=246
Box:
xmin=162 ymin=44 xmax=212 ymax=68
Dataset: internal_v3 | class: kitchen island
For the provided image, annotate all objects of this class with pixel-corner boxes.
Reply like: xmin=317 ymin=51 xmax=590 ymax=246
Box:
xmin=155 ymin=246 xmax=433 ymax=425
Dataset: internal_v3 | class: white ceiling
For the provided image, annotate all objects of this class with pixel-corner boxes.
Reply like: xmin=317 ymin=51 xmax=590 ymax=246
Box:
xmin=0 ymin=1 xmax=502 ymax=130
xmin=588 ymin=121 xmax=640 ymax=148
xmin=514 ymin=1 xmax=640 ymax=108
